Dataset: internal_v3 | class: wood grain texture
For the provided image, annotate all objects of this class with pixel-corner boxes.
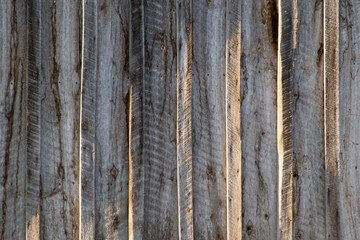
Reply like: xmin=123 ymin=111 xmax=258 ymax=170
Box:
xmin=226 ymin=0 xmax=242 ymax=239
xmin=338 ymin=1 xmax=360 ymax=239
xmin=94 ymin=1 xmax=130 ymax=239
xmin=39 ymin=1 xmax=81 ymax=239
xmin=240 ymin=0 xmax=278 ymax=239
xmin=129 ymin=0 xmax=178 ymax=239
xmin=0 ymin=1 xmax=27 ymax=239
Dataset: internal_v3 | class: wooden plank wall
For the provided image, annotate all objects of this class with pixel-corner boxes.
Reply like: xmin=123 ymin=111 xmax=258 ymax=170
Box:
xmin=0 ymin=0 xmax=359 ymax=239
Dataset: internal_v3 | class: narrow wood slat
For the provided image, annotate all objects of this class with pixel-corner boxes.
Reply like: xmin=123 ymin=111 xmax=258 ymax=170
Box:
xmin=225 ymin=0 xmax=241 ymax=239
xmin=240 ymin=0 xmax=278 ymax=239
xmin=27 ymin=0 xmax=42 ymax=239
xmin=80 ymin=0 xmax=97 ymax=239
xmin=324 ymin=0 xmax=340 ymax=239
xmin=278 ymin=0 xmax=295 ymax=238
xmin=177 ymin=0 xmax=194 ymax=239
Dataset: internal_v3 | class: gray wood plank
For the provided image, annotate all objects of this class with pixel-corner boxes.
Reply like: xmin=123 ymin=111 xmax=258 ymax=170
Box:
xmin=27 ymin=0 xmax=42 ymax=239
xmin=177 ymin=0 xmax=194 ymax=239
xmin=278 ymin=0 xmax=295 ymax=238
xmin=80 ymin=0 xmax=97 ymax=239
xmin=292 ymin=1 xmax=325 ymax=239
xmin=240 ymin=0 xmax=278 ymax=239
xmin=226 ymin=0 xmax=242 ymax=239
xmin=338 ymin=1 xmax=360 ymax=239
xmin=39 ymin=1 xmax=81 ymax=239
xmin=0 ymin=1 xmax=27 ymax=239
xmin=94 ymin=1 xmax=130 ymax=239
xmin=191 ymin=1 xmax=227 ymax=239
xmin=278 ymin=1 xmax=326 ymax=239
xmin=129 ymin=0 xmax=178 ymax=239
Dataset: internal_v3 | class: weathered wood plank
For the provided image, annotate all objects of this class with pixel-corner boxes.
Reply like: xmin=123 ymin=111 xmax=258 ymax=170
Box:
xmin=94 ymin=1 xmax=130 ymax=239
xmin=278 ymin=1 xmax=326 ymax=239
xmin=338 ymin=1 xmax=360 ymax=239
xmin=80 ymin=0 xmax=97 ymax=239
xmin=0 ymin=1 xmax=27 ymax=239
xmin=279 ymin=1 xmax=326 ymax=239
xmin=278 ymin=0 xmax=295 ymax=238
xmin=191 ymin=1 xmax=227 ymax=239
xmin=324 ymin=0 xmax=340 ymax=239
xmin=226 ymin=0 xmax=241 ymax=239
xmin=177 ymin=0 xmax=194 ymax=239
xmin=129 ymin=0 xmax=178 ymax=239
xmin=240 ymin=0 xmax=278 ymax=239
xmin=291 ymin=1 xmax=325 ymax=239
xmin=39 ymin=1 xmax=81 ymax=238
xmin=27 ymin=0 xmax=42 ymax=239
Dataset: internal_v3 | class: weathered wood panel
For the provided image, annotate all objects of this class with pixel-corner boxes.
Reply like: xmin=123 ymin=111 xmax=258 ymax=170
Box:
xmin=0 ymin=1 xmax=27 ymax=239
xmin=1 ymin=0 xmax=360 ymax=239
xmin=240 ymin=0 xmax=278 ymax=239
